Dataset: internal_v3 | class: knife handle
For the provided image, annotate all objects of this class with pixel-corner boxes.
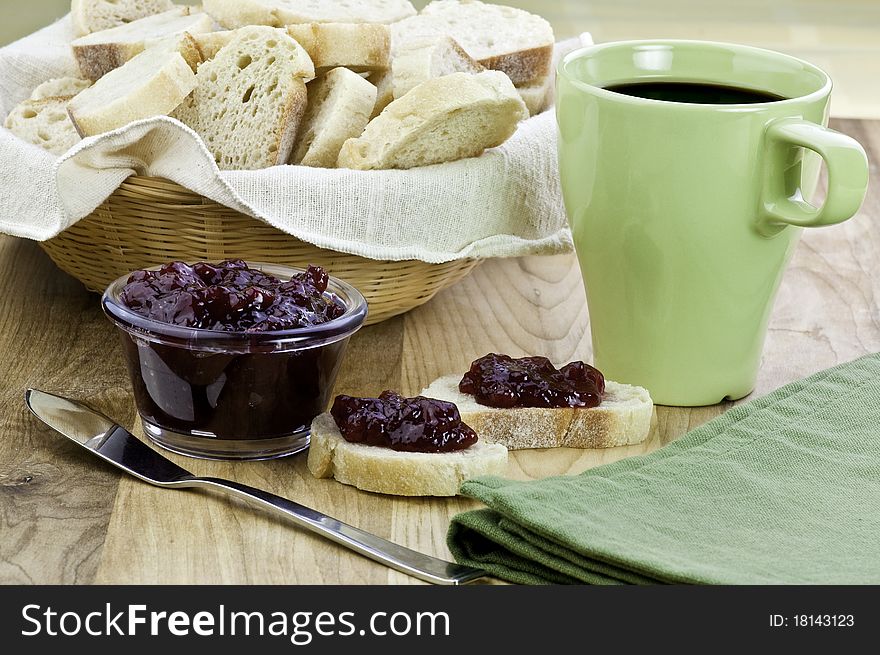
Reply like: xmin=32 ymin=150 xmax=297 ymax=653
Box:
xmin=180 ymin=476 xmax=487 ymax=585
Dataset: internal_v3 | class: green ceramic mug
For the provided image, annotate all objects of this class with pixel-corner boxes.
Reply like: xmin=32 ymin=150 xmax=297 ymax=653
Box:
xmin=557 ymin=40 xmax=869 ymax=406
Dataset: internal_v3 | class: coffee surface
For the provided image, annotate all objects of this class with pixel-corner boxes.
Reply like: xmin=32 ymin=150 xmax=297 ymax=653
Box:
xmin=604 ymin=81 xmax=786 ymax=104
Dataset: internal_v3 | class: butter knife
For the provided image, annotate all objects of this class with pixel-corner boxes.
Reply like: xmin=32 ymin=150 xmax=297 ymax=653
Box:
xmin=25 ymin=389 xmax=487 ymax=586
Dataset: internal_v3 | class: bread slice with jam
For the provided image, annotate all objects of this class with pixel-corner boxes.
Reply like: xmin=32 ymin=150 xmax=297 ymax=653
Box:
xmin=307 ymin=413 xmax=508 ymax=496
xmin=421 ymin=376 xmax=654 ymax=450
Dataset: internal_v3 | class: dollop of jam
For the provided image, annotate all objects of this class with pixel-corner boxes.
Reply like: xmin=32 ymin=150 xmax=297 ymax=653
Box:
xmin=119 ymin=260 xmax=344 ymax=331
xmin=459 ymin=353 xmax=605 ymax=409
xmin=331 ymin=391 xmax=478 ymax=453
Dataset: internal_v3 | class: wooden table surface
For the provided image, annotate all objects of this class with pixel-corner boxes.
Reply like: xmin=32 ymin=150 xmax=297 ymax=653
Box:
xmin=1 ymin=117 xmax=877 ymax=584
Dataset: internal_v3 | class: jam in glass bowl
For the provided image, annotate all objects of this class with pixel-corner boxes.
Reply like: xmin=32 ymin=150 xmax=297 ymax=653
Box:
xmin=101 ymin=261 xmax=367 ymax=460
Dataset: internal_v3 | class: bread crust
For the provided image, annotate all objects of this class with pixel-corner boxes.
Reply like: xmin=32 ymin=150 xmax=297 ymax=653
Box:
xmin=477 ymin=43 xmax=552 ymax=86
xmin=307 ymin=413 xmax=508 ymax=496
xmin=74 ymin=42 xmax=132 ymax=81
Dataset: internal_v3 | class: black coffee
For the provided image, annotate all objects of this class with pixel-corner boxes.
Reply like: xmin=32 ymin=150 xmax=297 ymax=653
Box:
xmin=604 ymin=81 xmax=786 ymax=104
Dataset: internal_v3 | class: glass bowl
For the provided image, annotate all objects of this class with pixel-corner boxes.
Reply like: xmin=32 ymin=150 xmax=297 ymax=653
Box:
xmin=101 ymin=263 xmax=367 ymax=460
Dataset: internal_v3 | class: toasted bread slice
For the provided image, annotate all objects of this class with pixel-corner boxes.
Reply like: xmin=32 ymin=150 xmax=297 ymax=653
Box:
xmin=71 ymin=0 xmax=176 ymax=37
xmin=172 ymin=26 xmax=313 ymax=170
xmin=392 ymin=0 xmax=554 ymax=86
xmin=337 ymin=70 xmax=527 ymax=170
xmin=4 ymin=97 xmax=81 ymax=155
xmin=203 ymin=0 xmax=416 ymax=28
xmin=286 ymin=23 xmax=390 ymax=72
xmin=293 ymin=67 xmax=377 ymax=167
xmin=307 ymin=413 xmax=508 ymax=496
xmin=391 ymin=36 xmax=483 ymax=99
xmin=72 ymin=7 xmax=214 ymax=81
xmin=30 ymin=77 xmax=91 ymax=100
xmin=421 ymin=375 xmax=654 ymax=450
xmin=67 ymin=48 xmax=196 ymax=137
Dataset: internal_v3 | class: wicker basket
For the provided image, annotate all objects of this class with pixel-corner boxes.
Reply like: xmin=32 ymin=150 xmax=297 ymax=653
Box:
xmin=39 ymin=176 xmax=479 ymax=325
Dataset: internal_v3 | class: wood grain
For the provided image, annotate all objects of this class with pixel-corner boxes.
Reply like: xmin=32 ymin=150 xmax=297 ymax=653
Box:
xmin=0 ymin=237 xmax=131 ymax=583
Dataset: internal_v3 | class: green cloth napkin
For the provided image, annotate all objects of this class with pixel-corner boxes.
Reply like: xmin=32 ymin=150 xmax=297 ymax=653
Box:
xmin=447 ymin=353 xmax=880 ymax=584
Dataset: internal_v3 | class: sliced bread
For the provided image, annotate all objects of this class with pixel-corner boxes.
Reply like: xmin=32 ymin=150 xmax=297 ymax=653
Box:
xmin=515 ymin=81 xmax=549 ymax=116
xmin=368 ymin=69 xmax=393 ymax=118
xmin=286 ymin=23 xmax=390 ymax=72
xmin=307 ymin=412 xmax=508 ymax=496
xmin=192 ymin=30 xmax=237 ymax=62
xmin=203 ymin=0 xmax=416 ymax=28
xmin=151 ymin=32 xmax=205 ymax=72
xmin=4 ymin=97 xmax=81 ymax=155
xmin=67 ymin=48 xmax=197 ymax=137
xmin=336 ymin=70 xmax=527 ymax=170
xmin=421 ymin=375 xmax=654 ymax=450
xmin=72 ymin=7 xmax=215 ymax=81
xmin=292 ymin=67 xmax=377 ymax=167
xmin=391 ymin=36 xmax=483 ymax=100
xmin=30 ymin=77 xmax=92 ymax=100
xmin=71 ymin=0 xmax=176 ymax=37
xmin=392 ymin=0 xmax=554 ymax=86
xmin=172 ymin=26 xmax=313 ymax=170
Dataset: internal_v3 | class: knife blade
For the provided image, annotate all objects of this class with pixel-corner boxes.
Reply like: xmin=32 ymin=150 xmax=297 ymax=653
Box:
xmin=24 ymin=388 xmax=487 ymax=585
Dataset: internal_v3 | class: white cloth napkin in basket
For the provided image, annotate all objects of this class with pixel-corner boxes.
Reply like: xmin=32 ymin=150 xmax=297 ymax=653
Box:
xmin=0 ymin=16 xmax=591 ymax=264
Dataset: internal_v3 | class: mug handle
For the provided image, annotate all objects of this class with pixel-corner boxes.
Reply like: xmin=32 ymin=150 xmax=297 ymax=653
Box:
xmin=757 ymin=117 xmax=869 ymax=237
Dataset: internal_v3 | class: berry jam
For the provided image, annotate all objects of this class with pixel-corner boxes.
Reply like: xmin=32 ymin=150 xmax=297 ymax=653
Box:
xmin=459 ymin=353 xmax=605 ymax=409
xmin=331 ymin=391 xmax=478 ymax=453
xmin=105 ymin=262 xmax=364 ymax=449
xmin=119 ymin=260 xmax=344 ymax=332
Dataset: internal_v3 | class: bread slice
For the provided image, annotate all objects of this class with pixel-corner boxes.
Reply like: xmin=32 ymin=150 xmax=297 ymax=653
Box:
xmin=71 ymin=0 xmax=176 ymax=37
xmin=337 ymin=70 xmax=527 ymax=170
xmin=392 ymin=0 xmax=554 ymax=86
xmin=192 ymin=30 xmax=236 ymax=62
xmin=72 ymin=7 xmax=215 ymax=81
xmin=307 ymin=413 xmax=508 ymax=496
xmin=286 ymin=23 xmax=390 ymax=72
xmin=516 ymin=81 xmax=549 ymax=116
xmin=151 ymin=32 xmax=205 ymax=72
xmin=368 ymin=69 xmax=393 ymax=118
xmin=421 ymin=375 xmax=654 ymax=450
xmin=391 ymin=36 xmax=483 ymax=100
xmin=172 ymin=26 xmax=313 ymax=170
xmin=292 ymin=67 xmax=377 ymax=167
xmin=67 ymin=48 xmax=197 ymax=137
xmin=30 ymin=77 xmax=91 ymax=100
xmin=203 ymin=0 xmax=416 ymax=28
xmin=4 ymin=97 xmax=81 ymax=155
